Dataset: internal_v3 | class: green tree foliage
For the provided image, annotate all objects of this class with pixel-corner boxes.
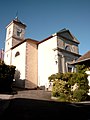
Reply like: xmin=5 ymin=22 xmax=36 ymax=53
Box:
xmin=0 ymin=60 xmax=16 ymax=93
xmin=76 ymin=64 xmax=87 ymax=73
xmin=48 ymin=65 xmax=89 ymax=102
xmin=52 ymin=80 xmax=68 ymax=96
xmin=73 ymin=89 xmax=87 ymax=102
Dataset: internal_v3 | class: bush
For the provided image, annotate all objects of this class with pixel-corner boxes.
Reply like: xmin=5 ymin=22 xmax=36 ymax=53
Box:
xmin=73 ymin=89 xmax=87 ymax=102
xmin=52 ymin=79 xmax=68 ymax=97
xmin=48 ymin=65 xmax=89 ymax=102
xmin=0 ymin=61 xmax=16 ymax=93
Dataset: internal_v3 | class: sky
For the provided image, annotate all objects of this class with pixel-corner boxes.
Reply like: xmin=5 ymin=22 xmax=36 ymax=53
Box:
xmin=0 ymin=0 xmax=90 ymax=55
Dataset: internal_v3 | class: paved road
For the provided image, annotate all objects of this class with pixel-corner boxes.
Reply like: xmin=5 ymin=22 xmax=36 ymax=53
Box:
xmin=1 ymin=98 xmax=90 ymax=120
xmin=0 ymin=90 xmax=90 ymax=120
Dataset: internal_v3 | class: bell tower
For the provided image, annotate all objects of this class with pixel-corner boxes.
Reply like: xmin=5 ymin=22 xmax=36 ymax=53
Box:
xmin=4 ymin=17 xmax=26 ymax=65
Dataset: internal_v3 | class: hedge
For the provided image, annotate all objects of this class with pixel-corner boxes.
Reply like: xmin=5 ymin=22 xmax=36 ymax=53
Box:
xmin=48 ymin=65 xmax=89 ymax=102
xmin=0 ymin=60 xmax=16 ymax=93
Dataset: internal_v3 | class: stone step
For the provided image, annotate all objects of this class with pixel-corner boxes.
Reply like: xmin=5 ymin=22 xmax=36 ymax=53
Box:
xmin=13 ymin=90 xmax=52 ymax=100
xmin=0 ymin=94 xmax=13 ymax=100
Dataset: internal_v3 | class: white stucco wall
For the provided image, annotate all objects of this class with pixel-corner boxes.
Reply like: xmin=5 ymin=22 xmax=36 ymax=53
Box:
xmin=4 ymin=50 xmax=12 ymax=65
xmin=38 ymin=35 xmax=58 ymax=89
xmin=4 ymin=38 xmax=13 ymax=52
xmin=11 ymin=42 xmax=26 ymax=80
xmin=6 ymin=23 xmax=13 ymax=41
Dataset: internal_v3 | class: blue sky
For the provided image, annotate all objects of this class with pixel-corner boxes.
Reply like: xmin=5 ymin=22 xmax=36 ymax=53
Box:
xmin=0 ymin=0 xmax=90 ymax=55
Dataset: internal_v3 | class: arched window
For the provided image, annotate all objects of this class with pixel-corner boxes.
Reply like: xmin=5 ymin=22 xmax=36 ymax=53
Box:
xmin=65 ymin=45 xmax=71 ymax=51
xmin=15 ymin=51 xmax=20 ymax=57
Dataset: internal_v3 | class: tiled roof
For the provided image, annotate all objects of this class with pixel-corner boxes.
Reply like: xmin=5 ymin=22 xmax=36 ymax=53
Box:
xmin=70 ymin=50 xmax=90 ymax=65
xmin=77 ymin=50 xmax=90 ymax=62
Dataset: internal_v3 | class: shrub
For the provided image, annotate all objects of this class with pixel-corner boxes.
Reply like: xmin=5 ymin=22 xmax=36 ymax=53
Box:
xmin=0 ymin=61 xmax=16 ymax=93
xmin=52 ymin=79 xmax=68 ymax=97
xmin=73 ymin=89 xmax=87 ymax=102
xmin=48 ymin=64 xmax=89 ymax=102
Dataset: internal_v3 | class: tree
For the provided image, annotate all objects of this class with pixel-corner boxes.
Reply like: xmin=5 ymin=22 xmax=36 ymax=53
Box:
xmin=0 ymin=60 xmax=16 ymax=93
xmin=48 ymin=65 xmax=89 ymax=102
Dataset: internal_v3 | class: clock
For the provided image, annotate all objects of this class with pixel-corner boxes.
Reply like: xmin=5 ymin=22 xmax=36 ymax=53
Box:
xmin=17 ymin=27 xmax=22 ymax=33
xmin=17 ymin=28 xmax=22 ymax=37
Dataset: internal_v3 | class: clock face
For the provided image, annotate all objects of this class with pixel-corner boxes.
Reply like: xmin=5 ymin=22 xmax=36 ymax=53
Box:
xmin=17 ymin=28 xmax=22 ymax=33
xmin=17 ymin=28 xmax=22 ymax=37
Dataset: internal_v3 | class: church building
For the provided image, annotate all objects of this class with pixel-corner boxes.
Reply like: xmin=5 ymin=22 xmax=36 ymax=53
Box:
xmin=4 ymin=18 xmax=81 ymax=90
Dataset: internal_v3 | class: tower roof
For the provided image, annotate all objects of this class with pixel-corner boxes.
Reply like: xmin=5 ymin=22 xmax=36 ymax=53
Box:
xmin=6 ymin=17 xmax=27 ymax=28
xmin=13 ymin=16 xmax=27 ymax=27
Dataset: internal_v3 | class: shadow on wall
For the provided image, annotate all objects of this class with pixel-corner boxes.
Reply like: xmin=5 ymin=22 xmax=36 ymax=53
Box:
xmin=14 ymin=70 xmax=20 ymax=81
xmin=14 ymin=70 xmax=24 ymax=88
xmin=14 ymin=70 xmax=38 ymax=89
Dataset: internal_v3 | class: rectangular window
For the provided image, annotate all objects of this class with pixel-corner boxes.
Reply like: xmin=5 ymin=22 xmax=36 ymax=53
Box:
xmin=68 ymin=67 xmax=72 ymax=72
xmin=8 ymin=28 xmax=11 ymax=37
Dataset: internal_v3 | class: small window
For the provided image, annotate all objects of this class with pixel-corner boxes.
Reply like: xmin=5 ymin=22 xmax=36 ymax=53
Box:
xmin=8 ymin=28 xmax=11 ymax=36
xmin=68 ymin=67 xmax=72 ymax=72
xmin=65 ymin=45 xmax=71 ymax=51
xmin=15 ymin=51 xmax=20 ymax=57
